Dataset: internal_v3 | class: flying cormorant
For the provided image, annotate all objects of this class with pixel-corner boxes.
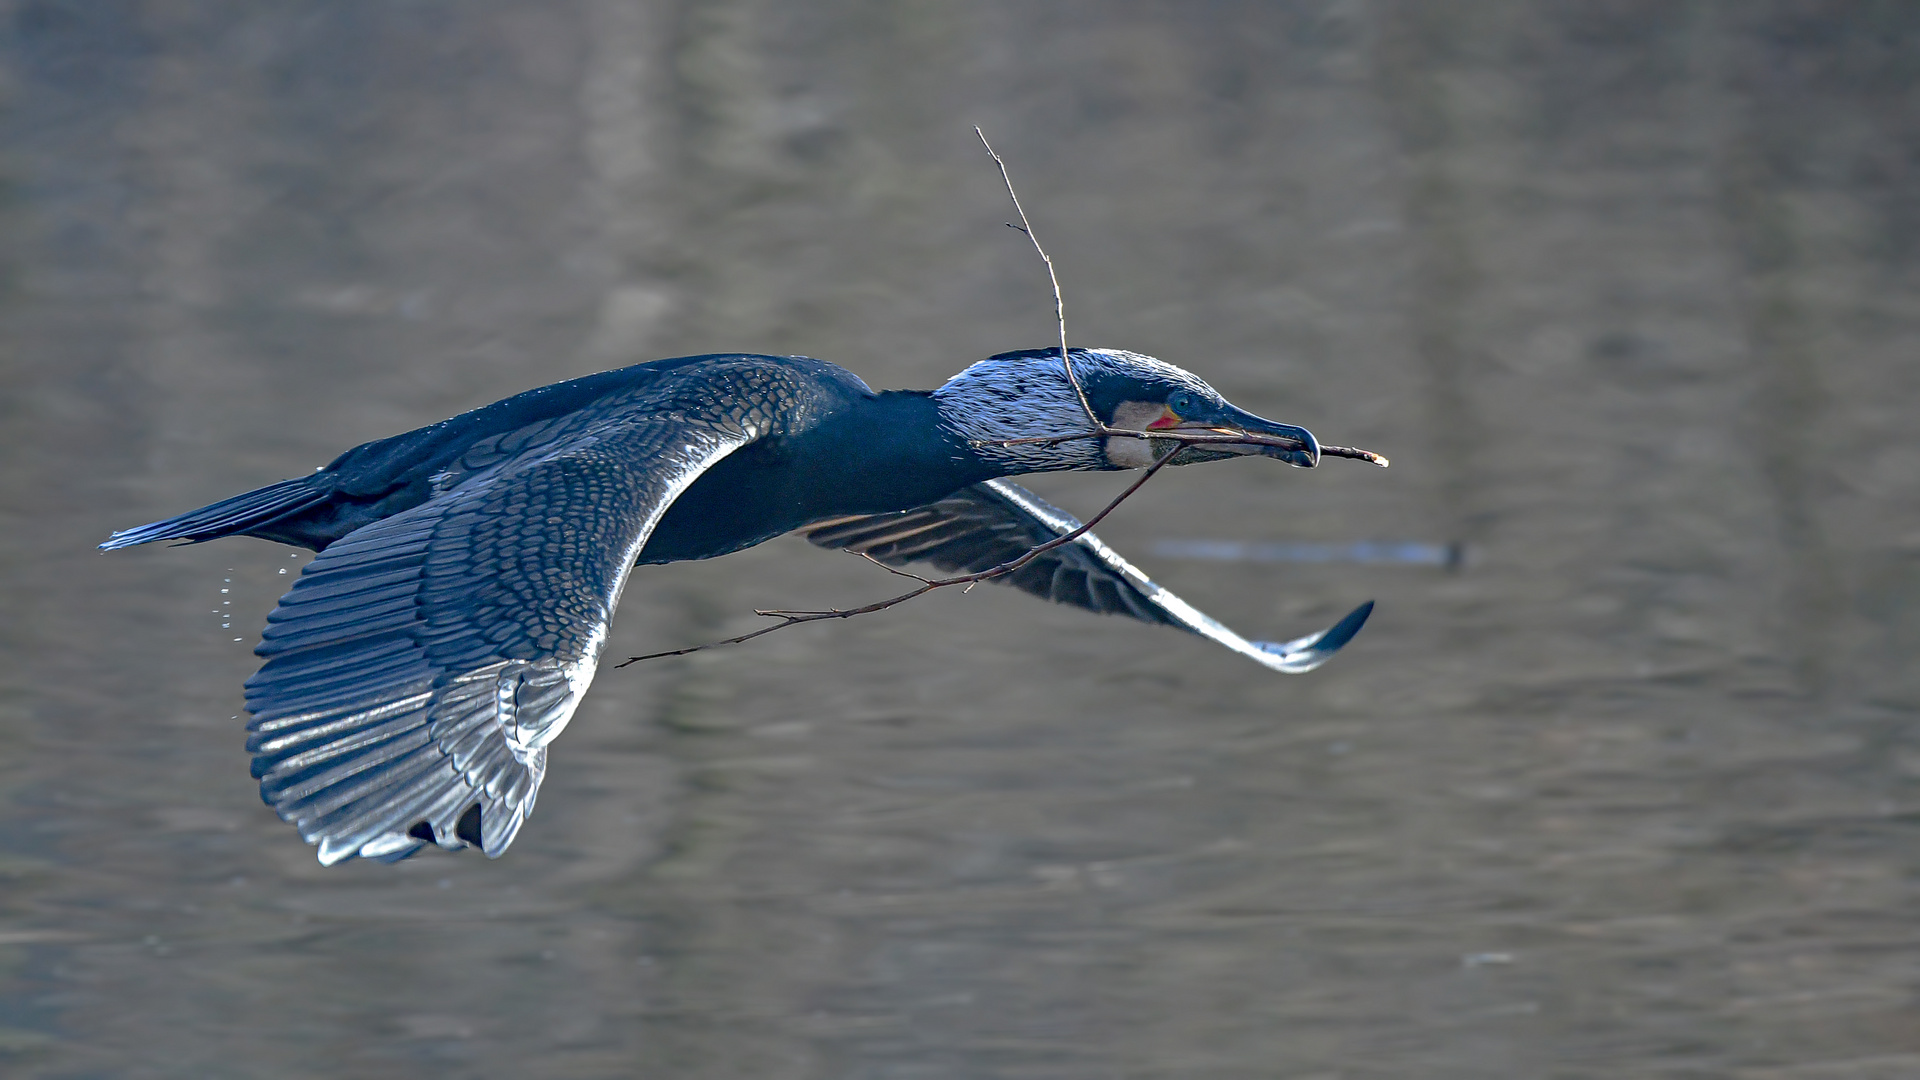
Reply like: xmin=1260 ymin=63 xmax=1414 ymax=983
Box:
xmin=103 ymin=348 xmax=1376 ymax=864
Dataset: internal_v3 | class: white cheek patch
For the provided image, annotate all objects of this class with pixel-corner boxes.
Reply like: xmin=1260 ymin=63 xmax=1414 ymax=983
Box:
xmin=1104 ymin=399 xmax=1176 ymax=469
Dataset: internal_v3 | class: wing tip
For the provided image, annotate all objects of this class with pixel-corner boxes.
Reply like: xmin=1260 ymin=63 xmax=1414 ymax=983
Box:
xmin=1321 ymin=599 xmax=1374 ymax=652
xmin=297 ymin=794 xmax=526 ymax=866
xmin=1254 ymin=599 xmax=1374 ymax=674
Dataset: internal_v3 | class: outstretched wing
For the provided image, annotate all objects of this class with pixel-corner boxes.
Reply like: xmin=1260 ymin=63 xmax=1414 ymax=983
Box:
xmin=804 ymin=480 xmax=1372 ymax=674
xmin=246 ymin=418 xmax=750 ymax=864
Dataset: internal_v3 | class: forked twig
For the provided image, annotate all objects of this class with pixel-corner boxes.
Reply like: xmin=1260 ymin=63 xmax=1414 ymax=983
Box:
xmin=973 ymin=127 xmax=1386 ymax=468
xmin=617 ymin=133 xmax=1384 ymax=669
xmin=615 ymin=444 xmax=1181 ymax=666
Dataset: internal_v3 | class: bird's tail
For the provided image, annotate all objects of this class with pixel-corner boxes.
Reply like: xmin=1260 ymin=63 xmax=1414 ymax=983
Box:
xmin=100 ymin=476 xmax=329 ymax=551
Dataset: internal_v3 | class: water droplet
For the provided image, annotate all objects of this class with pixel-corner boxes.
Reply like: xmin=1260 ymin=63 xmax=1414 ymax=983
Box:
xmin=220 ymin=589 xmax=229 ymax=594
xmin=233 ymin=638 xmax=243 ymax=642
xmin=278 ymin=568 xmax=287 ymax=575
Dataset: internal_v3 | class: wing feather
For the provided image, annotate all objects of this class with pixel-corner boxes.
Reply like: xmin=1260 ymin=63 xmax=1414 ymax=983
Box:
xmin=804 ymin=480 xmax=1371 ymax=674
xmin=245 ymin=418 xmax=750 ymax=864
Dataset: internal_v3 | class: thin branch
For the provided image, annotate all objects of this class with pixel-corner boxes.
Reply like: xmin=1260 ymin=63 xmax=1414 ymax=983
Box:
xmin=1319 ymin=444 xmax=1390 ymax=467
xmin=854 ymin=551 xmax=936 ymax=584
xmin=616 ymin=445 xmax=1180 ymax=667
xmin=975 ymin=127 xmax=1098 ymax=431
xmin=978 ymin=427 xmax=1389 ymax=467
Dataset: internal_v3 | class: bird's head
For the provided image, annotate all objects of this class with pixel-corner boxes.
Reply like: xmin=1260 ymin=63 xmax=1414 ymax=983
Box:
xmin=933 ymin=347 xmax=1320 ymax=474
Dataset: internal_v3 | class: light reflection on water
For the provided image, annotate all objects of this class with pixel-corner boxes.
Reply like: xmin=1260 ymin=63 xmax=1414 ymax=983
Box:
xmin=2 ymin=3 xmax=1919 ymax=1077
xmin=1153 ymin=538 xmax=1463 ymax=567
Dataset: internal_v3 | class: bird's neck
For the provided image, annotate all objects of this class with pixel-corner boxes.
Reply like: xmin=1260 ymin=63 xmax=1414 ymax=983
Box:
xmin=805 ymin=389 xmax=1002 ymax=512
xmin=637 ymin=389 xmax=1001 ymax=564
xmin=927 ymin=364 xmax=1108 ymax=474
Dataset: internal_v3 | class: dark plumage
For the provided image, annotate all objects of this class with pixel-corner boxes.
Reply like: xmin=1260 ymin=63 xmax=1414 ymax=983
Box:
xmin=104 ymin=348 xmax=1373 ymax=864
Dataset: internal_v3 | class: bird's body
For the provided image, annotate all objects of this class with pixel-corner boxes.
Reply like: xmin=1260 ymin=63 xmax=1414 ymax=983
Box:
xmin=105 ymin=348 xmax=1373 ymax=864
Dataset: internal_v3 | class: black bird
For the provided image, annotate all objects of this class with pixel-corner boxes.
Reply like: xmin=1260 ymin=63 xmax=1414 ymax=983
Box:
xmin=103 ymin=348 xmax=1374 ymax=864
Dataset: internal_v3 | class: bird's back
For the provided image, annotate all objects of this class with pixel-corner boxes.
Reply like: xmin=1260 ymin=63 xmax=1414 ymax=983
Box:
xmin=103 ymin=353 xmax=876 ymax=553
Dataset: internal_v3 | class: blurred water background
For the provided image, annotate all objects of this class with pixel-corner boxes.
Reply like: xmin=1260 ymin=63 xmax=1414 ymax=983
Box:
xmin=2 ymin=2 xmax=1918 ymax=1076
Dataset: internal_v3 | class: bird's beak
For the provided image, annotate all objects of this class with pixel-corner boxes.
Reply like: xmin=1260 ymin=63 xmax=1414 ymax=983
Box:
xmin=1174 ymin=405 xmax=1320 ymax=468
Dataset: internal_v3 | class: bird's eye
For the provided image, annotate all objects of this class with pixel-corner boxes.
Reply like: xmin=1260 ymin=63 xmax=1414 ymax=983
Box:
xmin=1168 ymin=391 xmax=1196 ymax=415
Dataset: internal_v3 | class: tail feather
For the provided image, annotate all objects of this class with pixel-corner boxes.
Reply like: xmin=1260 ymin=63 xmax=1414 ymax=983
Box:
xmin=100 ymin=477 xmax=328 ymax=551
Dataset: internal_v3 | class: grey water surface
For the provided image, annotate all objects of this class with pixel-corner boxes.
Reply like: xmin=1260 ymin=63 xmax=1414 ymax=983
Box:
xmin=3 ymin=2 xmax=1918 ymax=1077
